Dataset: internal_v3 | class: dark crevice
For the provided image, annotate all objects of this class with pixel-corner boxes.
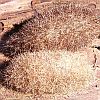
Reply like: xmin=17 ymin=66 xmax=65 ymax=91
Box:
xmin=0 ymin=61 xmax=10 ymax=83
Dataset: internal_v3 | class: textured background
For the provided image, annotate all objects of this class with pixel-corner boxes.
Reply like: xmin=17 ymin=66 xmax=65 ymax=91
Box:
xmin=0 ymin=0 xmax=100 ymax=100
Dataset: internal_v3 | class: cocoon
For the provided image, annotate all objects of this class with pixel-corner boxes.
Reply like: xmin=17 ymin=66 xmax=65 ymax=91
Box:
xmin=4 ymin=50 xmax=95 ymax=96
xmin=0 ymin=1 xmax=100 ymax=57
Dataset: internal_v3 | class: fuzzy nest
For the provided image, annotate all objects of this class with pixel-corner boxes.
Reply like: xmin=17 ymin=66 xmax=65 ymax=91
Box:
xmin=3 ymin=50 xmax=95 ymax=96
xmin=0 ymin=1 xmax=100 ymax=57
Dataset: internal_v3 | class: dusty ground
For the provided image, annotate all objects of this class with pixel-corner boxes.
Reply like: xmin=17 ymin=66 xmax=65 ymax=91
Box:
xmin=0 ymin=0 xmax=100 ymax=100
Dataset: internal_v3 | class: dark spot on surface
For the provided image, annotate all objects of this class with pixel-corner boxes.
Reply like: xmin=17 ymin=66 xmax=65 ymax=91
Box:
xmin=0 ymin=22 xmax=4 ymax=32
xmin=98 ymin=35 xmax=100 ymax=39
xmin=95 ymin=46 xmax=100 ymax=50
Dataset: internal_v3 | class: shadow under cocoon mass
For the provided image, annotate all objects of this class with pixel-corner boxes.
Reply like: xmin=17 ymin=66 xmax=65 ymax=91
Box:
xmin=0 ymin=22 xmax=4 ymax=33
xmin=0 ymin=21 xmax=27 ymax=42
xmin=0 ymin=17 xmax=34 ymax=56
xmin=0 ymin=61 xmax=9 ymax=83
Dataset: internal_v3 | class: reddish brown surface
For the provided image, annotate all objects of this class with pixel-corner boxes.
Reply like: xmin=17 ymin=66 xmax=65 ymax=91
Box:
xmin=0 ymin=0 xmax=12 ymax=4
xmin=0 ymin=0 xmax=100 ymax=100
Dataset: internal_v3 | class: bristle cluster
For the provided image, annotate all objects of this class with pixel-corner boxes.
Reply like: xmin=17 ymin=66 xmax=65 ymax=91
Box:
xmin=0 ymin=1 xmax=100 ymax=57
xmin=3 ymin=51 xmax=95 ymax=95
xmin=0 ymin=1 xmax=99 ymax=97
